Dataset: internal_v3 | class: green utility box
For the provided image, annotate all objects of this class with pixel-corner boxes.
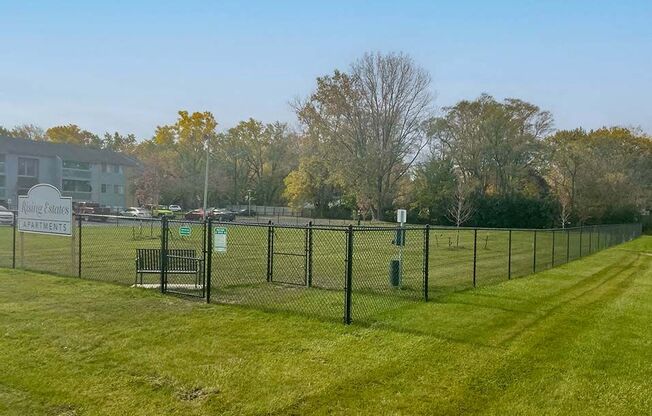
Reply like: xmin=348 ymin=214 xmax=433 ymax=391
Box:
xmin=389 ymin=259 xmax=401 ymax=287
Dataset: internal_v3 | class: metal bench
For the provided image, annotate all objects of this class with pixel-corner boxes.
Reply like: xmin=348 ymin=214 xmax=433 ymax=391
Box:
xmin=135 ymin=248 xmax=199 ymax=286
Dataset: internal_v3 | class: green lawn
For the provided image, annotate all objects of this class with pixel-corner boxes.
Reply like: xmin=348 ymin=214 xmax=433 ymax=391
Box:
xmin=0 ymin=236 xmax=650 ymax=415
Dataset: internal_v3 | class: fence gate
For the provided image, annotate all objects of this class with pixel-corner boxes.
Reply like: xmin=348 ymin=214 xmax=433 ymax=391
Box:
xmin=269 ymin=225 xmax=310 ymax=286
xmin=163 ymin=219 xmax=208 ymax=299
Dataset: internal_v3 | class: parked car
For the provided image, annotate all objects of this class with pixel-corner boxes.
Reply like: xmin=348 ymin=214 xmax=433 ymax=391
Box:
xmin=184 ymin=208 xmax=236 ymax=221
xmin=74 ymin=202 xmax=111 ymax=221
xmin=0 ymin=206 xmax=14 ymax=225
xmin=184 ymin=208 xmax=209 ymax=221
xmin=120 ymin=207 xmax=150 ymax=218
xmin=143 ymin=204 xmax=175 ymax=218
xmin=213 ymin=208 xmax=236 ymax=222
xmin=168 ymin=204 xmax=182 ymax=213
xmin=237 ymin=208 xmax=257 ymax=216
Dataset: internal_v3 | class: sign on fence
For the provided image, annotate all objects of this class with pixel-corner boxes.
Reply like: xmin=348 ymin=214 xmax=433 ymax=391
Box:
xmin=213 ymin=227 xmax=227 ymax=252
xmin=179 ymin=226 xmax=192 ymax=237
xmin=18 ymin=184 xmax=72 ymax=236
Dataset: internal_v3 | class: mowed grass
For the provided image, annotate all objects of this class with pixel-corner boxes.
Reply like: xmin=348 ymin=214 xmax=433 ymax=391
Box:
xmin=0 ymin=222 xmax=636 ymax=323
xmin=0 ymin=237 xmax=650 ymax=415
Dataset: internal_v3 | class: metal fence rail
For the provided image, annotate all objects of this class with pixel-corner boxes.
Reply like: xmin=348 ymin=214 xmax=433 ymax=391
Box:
xmin=0 ymin=215 xmax=642 ymax=324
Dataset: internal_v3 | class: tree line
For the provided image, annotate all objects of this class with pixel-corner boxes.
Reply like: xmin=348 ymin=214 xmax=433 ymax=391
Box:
xmin=2 ymin=52 xmax=650 ymax=227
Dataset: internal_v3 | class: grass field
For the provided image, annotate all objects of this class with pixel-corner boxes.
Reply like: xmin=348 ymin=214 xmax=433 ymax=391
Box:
xmin=0 ymin=236 xmax=650 ymax=415
xmin=0 ymin=222 xmax=638 ymax=323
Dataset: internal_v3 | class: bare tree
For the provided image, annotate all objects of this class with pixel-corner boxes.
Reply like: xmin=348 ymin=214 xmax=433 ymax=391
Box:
xmin=446 ymin=180 xmax=474 ymax=247
xmin=296 ymin=52 xmax=433 ymax=219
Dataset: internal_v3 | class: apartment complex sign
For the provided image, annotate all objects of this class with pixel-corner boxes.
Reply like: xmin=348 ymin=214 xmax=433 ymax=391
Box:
xmin=18 ymin=184 xmax=73 ymax=236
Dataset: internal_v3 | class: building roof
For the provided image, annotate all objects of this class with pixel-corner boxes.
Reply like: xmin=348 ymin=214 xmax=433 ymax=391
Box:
xmin=0 ymin=135 xmax=139 ymax=167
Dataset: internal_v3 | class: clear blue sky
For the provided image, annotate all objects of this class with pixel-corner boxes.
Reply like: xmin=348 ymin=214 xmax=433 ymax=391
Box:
xmin=1 ymin=0 xmax=651 ymax=138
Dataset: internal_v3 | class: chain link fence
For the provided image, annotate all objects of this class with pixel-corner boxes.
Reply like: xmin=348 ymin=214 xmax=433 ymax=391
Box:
xmin=0 ymin=214 xmax=642 ymax=324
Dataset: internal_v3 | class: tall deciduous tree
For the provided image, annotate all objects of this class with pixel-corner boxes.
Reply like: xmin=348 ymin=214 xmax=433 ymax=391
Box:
xmin=45 ymin=124 xmax=102 ymax=147
xmin=429 ymin=94 xmax=553 ymax=197
xmin=296 ymin=52 xmax=433 ymax=219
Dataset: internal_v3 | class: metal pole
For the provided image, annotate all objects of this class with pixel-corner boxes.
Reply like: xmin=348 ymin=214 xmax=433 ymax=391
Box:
xmin=579 ymin=226 xmax=583 ymax=257
xmin=589 ymin=226 xmax=592 ymax=253
xmin=508 ymin=229 xmax=512 ymax=280
xmin=78 ymin=215 xmax=82 ymax=278
xmin=12 ymin=213 xmax=16 ymax=269
xmin=160 ymin=217 xmax=167 ymax=293
xmin=472 ymin=229 xmax=477 ymax=287
xmin=206 ymin=218 xmax=212 ymax=304
xmin=202 ymin=140 xmax=210 ymax=220
xmin=423 ymin=224 xmax=429 ymax=301
xmin=267 ymin=221 xmax=274 ymax=282
xmin=533 ymin=230 xmax=537 ymax=273
xmin=307 ymin=221 xmax=313 ymax=287
xmin=344 ymin=225 xmax=353 ymax=325
xmin=551 ymin=230 xmax=555 ymax=268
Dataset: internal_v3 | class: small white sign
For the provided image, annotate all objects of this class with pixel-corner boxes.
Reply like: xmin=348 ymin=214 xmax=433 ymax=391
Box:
xmin=213 ymin=227 xmax=227 ymax=252
xmin=18 ymin=184 xmax=73 ymax=236
xmin=396 ymin=209 xmax=407 ymax=224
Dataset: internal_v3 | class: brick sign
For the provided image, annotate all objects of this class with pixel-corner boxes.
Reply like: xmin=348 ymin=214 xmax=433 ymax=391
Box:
xmin=18 ymin=184 xmax=73 ymax=236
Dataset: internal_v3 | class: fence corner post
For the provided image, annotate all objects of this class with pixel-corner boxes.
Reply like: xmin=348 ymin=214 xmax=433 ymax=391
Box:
xmin=266 ymin=220 xmax=273 ymax=282
xmin=508 ymin=229 xmax=512 ymax=280
xmin=12 ymin=212 xmax=16 ymax=269
xmin=533 ymin=230 xmax=537 ymax=273
xmin=78 ymin=214 xmax=82 ymax=278
xmin=307 ymin=221 xmax=313 ymax=287
xmin=344 ymin=224 xmax=353 ymax=324
xmin=423 ymin=224 xmax=430 ymax=302
xmin=472 ymin=228 xmax=477 ymax=287
xmin=206 ymin=218 xmax=212 ymax=304
xmin=160 ymin=216 xmax=168 ymax=294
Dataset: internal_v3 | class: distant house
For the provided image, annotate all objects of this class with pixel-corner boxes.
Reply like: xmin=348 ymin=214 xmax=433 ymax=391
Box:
xmin=0 ymin=135 xmax=139 ymax=210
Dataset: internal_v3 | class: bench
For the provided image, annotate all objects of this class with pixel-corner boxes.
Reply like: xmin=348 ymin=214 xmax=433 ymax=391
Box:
xmin=135 ymin=248 xmax=199 ymax=286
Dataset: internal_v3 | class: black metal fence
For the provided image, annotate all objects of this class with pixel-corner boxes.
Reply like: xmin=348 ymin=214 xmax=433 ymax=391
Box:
xmin=0 ymin=215 xmax=642 ymax=324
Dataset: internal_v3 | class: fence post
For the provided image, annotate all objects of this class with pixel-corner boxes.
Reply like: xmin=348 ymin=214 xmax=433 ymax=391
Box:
xmin=266 ymin=220 xmax=273 ymax=282
xmin=533 ymin=230 xmax=537 ymax=273
xmin=307 ymin=221 xmax=313 ymax=287
xmin=589 ymin=226 xmax=592 ymax=253
xmin=160 ymin=217 xmax=168 ymax=294
xmin=579 ymin=226 xmax=583 ymax=257
xmin=344 ymin=224 xmax=353 ymax=324
xmin=78 ymin=215 xmax=82 ymax=278
xmin=472 ymin=229 xmax=477 ymax=287
xmin=508 ymin=229 xmax=512 ymax=280
xmin=206 ymin=218 xmax=212 ymax=304
xmin=597 ymin=226 xmax=600 ymax=250
xmin=423 ymin=224 xmax=429 ymax=301
xmin=551 ymin=229 xmax=555 ymax=268
xmin=12 ymin=213 xmax=16 ymax=269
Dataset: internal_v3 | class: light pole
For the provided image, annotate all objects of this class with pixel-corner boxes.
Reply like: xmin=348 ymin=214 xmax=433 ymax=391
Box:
xmin=202 ymin=136 xmax=210 ymax=220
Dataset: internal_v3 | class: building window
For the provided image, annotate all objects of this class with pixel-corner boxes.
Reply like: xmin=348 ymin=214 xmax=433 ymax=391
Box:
xmin=101 ymin=184 xmax=108 ymax=193
xmin=112 ymin=164 xmax=122 ymax=174
xmin=63 ymin=180 xmax=91 ymax=193
xmin=0 ymin=154 xmax=5 ymax=172
xmin=63 ymin=160 xmax=90 ymax=170
xmin=114 ymin=185 xmax=124 ymax=195
xmin=18 ymin=158 xmax=39 ymax=177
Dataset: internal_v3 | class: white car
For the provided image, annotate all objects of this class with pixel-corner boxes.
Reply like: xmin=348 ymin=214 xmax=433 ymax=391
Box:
xmin=168 ymin=205 xmax=182 ymax=212
xmin=120 ymin=207 xmax=150 ymax=218
xmin=0 ymin=206 xmax=14 ymax=225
